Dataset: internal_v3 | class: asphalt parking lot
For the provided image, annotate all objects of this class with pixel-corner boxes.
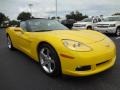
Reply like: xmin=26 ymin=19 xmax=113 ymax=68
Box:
xmin=0 ymin=28 xmax=120 ymax=90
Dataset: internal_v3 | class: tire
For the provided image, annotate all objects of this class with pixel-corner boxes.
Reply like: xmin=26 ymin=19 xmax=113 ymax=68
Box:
xmin=116 ymin=27 xmax=120 ymax=36
xmin=38 ymin=43 xmax=61 ymax=77
xmin=7 ymin=35 xmax=15 ymax=50
xmin=87 ymin=26 xmax=92 ymax=30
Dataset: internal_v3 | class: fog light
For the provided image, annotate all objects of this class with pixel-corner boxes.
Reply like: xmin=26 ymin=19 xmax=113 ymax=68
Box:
xmin=75 ymin=65 xmax=91 ymax=71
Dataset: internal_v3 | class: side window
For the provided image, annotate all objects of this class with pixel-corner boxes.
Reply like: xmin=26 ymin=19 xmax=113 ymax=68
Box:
xmin=93 ymin=19 xmax=98 ymax=23
xmin=20 ymin=22 xmax=27 ymax=31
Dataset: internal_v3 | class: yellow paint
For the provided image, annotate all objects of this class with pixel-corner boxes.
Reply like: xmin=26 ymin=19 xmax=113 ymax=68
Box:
xmin=6 ymin=27 xmax=116 ymax=76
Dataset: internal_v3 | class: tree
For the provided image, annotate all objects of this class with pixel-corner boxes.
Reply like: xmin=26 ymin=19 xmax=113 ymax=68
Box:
xmin=66 ymin=11 xmax=88 ymax=21
xmin=17 ymin=12 xmax=32 ymax=21
xmin=112 ymin=13 xmax=120 ymax=16
xmin=0 ymin=12 xmax=8 ymax=25
xmin=50 ymin=16 xmax=61 ymax=20
xmin=51 ymin=16 xmax=56 ymax=20
xmin=9 ymin=20 xmax=20 ymax=26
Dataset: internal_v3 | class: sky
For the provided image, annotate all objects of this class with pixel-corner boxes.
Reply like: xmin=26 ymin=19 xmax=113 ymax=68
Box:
xmin=0 ymin=0 xmax=120 ymax=20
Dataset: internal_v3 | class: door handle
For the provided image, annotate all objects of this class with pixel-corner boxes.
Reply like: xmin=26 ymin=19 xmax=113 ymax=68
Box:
xmin=14 ymin=29 xmax=24 ymax=34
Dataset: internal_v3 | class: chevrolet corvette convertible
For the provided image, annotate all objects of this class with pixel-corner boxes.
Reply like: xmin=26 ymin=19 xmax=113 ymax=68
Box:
xmin=6 ymin=18 xmax=116 ymax=77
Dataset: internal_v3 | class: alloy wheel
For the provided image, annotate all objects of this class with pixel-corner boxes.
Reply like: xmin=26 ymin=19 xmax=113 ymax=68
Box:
xmin=7 ymin=36 xmax=12 ymax=49
xmin=40 ymin=48 xmax=55 ymax=73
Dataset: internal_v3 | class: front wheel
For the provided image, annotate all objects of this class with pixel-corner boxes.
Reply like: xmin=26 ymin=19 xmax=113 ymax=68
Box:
xmin=116 ymin=28 xmax=120 ymax=36
xmin=87 ymin=26 xmax=92 ymax=30
xmin=38 ymin=43 xmax=61 ymax=77
xmin=7 ymin=35 xmax=15 ymax=50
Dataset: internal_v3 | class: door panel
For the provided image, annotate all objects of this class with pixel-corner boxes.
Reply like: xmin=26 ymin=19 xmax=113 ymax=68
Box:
xmin=15 ymin=31 xmax=32 ymax=55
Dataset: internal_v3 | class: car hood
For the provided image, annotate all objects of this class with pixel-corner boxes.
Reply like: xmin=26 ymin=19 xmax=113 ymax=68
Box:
xmin=33 ymin=30 xmax=105 ymax=44
xmin=97 ymin=21 xmax=116 ymax=24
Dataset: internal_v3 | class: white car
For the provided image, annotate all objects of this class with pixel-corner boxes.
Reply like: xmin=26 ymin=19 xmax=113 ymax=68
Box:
xmin=72 ymin=18 xmax=100 ymax=30
xmin=94 ymin=16 xmax=120 ymax=36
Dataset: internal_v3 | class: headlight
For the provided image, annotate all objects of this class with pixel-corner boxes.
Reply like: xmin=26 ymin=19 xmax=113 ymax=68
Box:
xmin=62 ymin=39 xmax=92 ymax=51
xmin=109 ymin=24 xmax=116 ymax=27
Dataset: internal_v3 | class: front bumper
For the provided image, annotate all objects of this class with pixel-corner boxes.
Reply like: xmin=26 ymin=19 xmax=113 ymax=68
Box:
xmin=59 ymin=40 xmax=116 ymax=76
xmin=62 ymin=56 xmax=116 ymax=76
xmin=94 ymin=27 xmax=116 ymax=34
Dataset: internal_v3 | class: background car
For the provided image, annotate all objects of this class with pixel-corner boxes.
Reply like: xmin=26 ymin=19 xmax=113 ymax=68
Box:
xmin=6 ymin=18 xmax=116 ymax=77
xmin=94 ymin=15 xmax=120 ymax=36
xmin=72 ymin=18 xmax=101 ymax=30
xmin=0 ymin=21 xmax=9 ymax=28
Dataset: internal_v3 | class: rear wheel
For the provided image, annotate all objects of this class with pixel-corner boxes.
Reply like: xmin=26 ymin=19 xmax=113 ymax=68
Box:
xmin=7 ymin=35 xmax=15 ymax=50
xmin=116 ymin=27 xmax=120 ymax=36
xmin=38 ymin=43 xmax=61 ymax=77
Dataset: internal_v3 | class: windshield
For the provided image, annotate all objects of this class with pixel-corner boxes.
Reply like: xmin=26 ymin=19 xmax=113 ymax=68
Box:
xmin=103 ymin=16 xmax=120 ymax=21
xmin=28 ymin=19 xmax=68 ymax=32
xmin=81 ymin=18 xmax=92 ymax=22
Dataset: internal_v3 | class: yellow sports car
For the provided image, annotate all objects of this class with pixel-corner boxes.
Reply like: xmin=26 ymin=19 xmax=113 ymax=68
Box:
xmin=6 ymin=18 xmax=116 ymax=77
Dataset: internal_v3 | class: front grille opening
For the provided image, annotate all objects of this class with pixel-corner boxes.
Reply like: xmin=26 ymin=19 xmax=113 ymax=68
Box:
xmin=96 ymin=60 xmax=109 ymax=66
xmin=97 ymin=26 xmax=108 ymax=28
xmin=75 ymin=65 xmax=91 ymax=71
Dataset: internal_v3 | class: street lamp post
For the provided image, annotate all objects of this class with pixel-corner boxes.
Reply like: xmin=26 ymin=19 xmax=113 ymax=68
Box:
xmin=55 ymin=0 xmax=58 ymax=20
xmin=28 ymin=3 xmax=33 ymax=16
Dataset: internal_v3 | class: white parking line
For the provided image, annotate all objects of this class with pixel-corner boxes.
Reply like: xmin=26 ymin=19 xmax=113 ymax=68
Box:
xmin=116 ymin=37 xmax=120 ymax=39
